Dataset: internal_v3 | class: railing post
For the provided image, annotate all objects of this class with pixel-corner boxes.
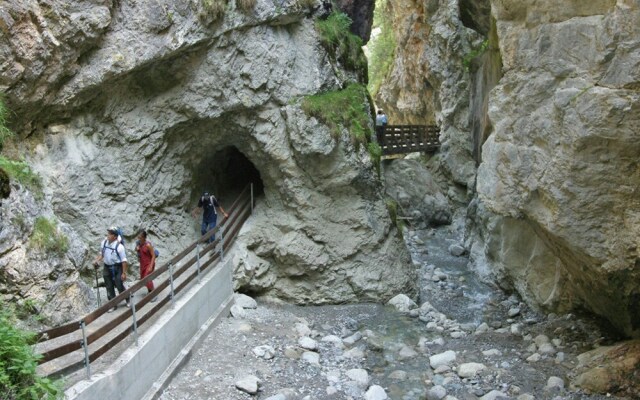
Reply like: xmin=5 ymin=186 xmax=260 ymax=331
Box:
xmin=169 ymin=262 xmax=175 ymax=305
xmin=130 ymin=293 xmax=138 ymax=346
xmin=80 ymin=320 xmax=91 ymax=379
xmin=219 ymin=224 xmax=225 ymax=260
xmin=250 ymin=183 xmax=254 ymax=214
xmin=196 ymin=243 xmax=201 ymax=282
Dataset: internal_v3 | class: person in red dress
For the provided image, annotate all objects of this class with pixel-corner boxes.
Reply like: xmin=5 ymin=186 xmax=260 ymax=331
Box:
xmin=135 ymin=229 xmax=157 ymax=301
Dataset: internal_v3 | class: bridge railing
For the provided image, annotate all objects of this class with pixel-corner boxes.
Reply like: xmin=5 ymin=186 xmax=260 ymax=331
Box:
xmin=33 ymin=184 xmax=255 ymax=379
xmin=377 ymin=125 xmax=440 ymax=155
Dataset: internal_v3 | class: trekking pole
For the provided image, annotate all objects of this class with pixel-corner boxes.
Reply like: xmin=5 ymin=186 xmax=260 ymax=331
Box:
xmin=94 ymin=267 xmax=101 ymax=307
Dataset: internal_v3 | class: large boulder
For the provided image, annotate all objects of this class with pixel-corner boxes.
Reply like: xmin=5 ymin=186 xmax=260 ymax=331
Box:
xmin=473 ymin=0 xmax=640 ymax=337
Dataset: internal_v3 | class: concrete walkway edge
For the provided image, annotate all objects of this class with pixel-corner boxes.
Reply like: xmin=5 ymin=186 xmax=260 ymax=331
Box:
xmin=65 ymin=257 xmax=235 ymax=400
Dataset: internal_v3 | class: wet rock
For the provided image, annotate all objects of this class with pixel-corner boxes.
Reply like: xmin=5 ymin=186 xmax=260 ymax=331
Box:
xmin=482 ymin=349 xmax=501 ymax=357
xmin=526 ymin=353 xmax=541 ymax=363
xmin=364 ymin=384 xmax=388 ymax=400
xmin=398 ymin=345 xmax=418 ymax=360
xmin=344 ymin=347 xmax=365 ymax=360
xmin=538 ymin=342 xmax=556 ymax=355
xmin=479 ymin=390 xmax=510 ymax=400
xmin=430 ymin=350 xmax=457 ymax=368
xmin=475 ymin=323 xmax=490 ymax=335
xmin=448 ymin=244 xmax=466 ymax=257
xmin=321 ymin=335 xmax=345 ymax=349
xmin=343 ymin=331 xmax=362 ymax=346
xmin=426 ymin=385 xmax=447 ymax=400
xmin=388 ymin=370 xmax=408 ymax=381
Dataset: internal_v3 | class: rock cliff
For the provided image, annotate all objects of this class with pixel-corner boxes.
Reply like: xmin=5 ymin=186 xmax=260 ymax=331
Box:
xmin=377 ymin=0 xmax=640 ymax=338
xmin=0 ymin=0 xmax=415 ymax=323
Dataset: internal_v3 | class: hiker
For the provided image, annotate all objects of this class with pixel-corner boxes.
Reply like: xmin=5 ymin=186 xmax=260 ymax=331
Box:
xmin=191 ymin=191 xmax=229 ymax=243
xmin=93 ymin=226 xmax=129 ymax=312
xmin=135 ymin=229 xmax=157 ymax=302
xmin=375 ymin=109 xmax=388 ymax=143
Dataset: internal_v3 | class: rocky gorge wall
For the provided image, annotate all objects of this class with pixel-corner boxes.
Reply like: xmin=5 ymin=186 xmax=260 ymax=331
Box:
xmin=0 ymin=0 xmax=415 ymax=325
xmin=377 ymin=0 xmax=640 ymax=338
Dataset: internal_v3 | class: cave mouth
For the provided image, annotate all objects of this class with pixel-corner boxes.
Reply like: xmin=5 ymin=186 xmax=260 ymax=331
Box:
xmin=193 ymin=146 xmax=264 ymax=209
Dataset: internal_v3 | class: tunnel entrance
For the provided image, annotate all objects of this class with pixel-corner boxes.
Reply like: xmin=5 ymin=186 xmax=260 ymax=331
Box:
xmin=193 ymin=146 xmax=264 ymax=208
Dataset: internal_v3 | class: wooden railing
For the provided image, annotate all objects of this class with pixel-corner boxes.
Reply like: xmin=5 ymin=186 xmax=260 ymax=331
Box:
xmin=33 ymin=184 xmax=255 ymax=379
xmin=376 ymin=125 xmax=440 ymax=155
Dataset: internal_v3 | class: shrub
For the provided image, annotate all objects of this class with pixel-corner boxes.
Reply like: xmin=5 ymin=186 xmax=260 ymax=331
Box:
xmin=367 ymin=0 xmax=396 ymax=96
xmin=29 ymin=217 xmax=69 ymax=256
xmin=462 ymin=39 xmax=489 ymax=70
xmin=315 ymin=11 xmax=368 ymax=76
xmin=200 ymin=0 xmax=228 ymax=21
xmin=0 ymin=94 xmax=14 ymax=152
xmin=236 ymin=0 xmax=256 ymax=12
xmin=0 ymin=304 xmax=63 ymax=399
xmin=0 ymin=156 xmax=43 ymax=198
xmin=301 ymin=83 xmax=372 ymax=147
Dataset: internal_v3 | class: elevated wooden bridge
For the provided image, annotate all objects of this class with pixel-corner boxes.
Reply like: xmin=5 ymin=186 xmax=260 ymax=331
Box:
xmin=376 ymin=125 xmax=441 ymax=156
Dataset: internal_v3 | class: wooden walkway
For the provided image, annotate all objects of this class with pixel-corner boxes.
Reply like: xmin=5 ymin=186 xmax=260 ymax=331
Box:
xmin=376 ymin=125 xmax=440 ymax=155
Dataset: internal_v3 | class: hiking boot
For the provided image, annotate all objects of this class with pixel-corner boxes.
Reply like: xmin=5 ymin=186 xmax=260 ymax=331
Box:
xmin=108 ymin=306 xmax=117 ymax=313
xmin=150 ymin=296 xmax=158 ymax=303
xmin=125 ymin=300 xmax=131 ymax=308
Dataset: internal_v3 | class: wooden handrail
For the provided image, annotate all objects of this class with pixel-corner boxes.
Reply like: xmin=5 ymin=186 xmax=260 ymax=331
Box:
xmin=35 ymin=184 xmax=254 ymax=373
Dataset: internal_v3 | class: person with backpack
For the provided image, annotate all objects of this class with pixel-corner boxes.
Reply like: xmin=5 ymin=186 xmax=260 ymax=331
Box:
xmin=135 ymin=229 xmax=157 ymax=302
xmin=93 ymin=226 xmax=130 ymax=312
xmin=375 ymin=109 xmax=388 ymax=143
xmin=191 ymin=191 xmax=229 ymax=243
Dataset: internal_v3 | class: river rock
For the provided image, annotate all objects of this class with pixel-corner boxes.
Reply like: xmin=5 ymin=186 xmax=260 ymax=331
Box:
xmin=426 ymin=385 xmax=447 ymax=400
xmin=298 ymin=337 xmax=318 ymax=351
xmin=387 ymin=293 xmax=418 ymax=313
xmin=234 ymin=293 xmax=257 ymax=309
xmin=301 ymin=351 xmax=320 ymax=366
xmin=235 ymin=375 xmax=261 ymax=394
xmin=252 ymin=345 xmax=276 ymax=360
xmin=364 ymin=385 xmax=388 ymax=400
xmin=457 ymin=362 xmax=486 ymax=378
xmin=430 ymin=350 xmax=457 ymax=369
xmin=345 ymin=368 xmax=370 ymax=387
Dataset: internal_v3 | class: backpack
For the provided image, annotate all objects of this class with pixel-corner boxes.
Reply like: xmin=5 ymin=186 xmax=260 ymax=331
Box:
xmin=136 ymin=240 xmax=160 ymax=258
xmin=115 ymin=227 xmax=125 ymax=245
xmin=101 ymin=239 xmax=124 ymax=262
xmin=200 ymin=195 xmax=218 ymax=215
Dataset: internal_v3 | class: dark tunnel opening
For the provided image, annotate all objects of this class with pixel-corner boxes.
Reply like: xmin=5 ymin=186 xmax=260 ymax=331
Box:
xmin=193 ymin=146 xmax=265 ymax=209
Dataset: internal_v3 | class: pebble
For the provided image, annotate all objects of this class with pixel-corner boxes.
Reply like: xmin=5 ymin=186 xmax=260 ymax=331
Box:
xmin=526 ymin=353 xmax=541 ymax=362
xmin=388 ymin=370 xmax=408 ymax=381
xmin=343 ymin=331 xmax=362 ymax=346
xmin=482 ymin=349 xmax=502 ymax=357
xmin=508 ymin=308 xmax=521 ymax=317
xmin=252 ymin=345 xmax=276 ymax=359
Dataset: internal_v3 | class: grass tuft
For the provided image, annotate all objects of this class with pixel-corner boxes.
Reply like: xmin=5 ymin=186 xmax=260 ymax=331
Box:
xmin=30 ymin=217 xmax=69 ymax=256
xmin=315 ymin=11 xmax=368 ymax=76
xmin=301 ymin=83 xmax=372 ymax=148
xmin=200 ymin=0 xmax=228 ymax=22
xmin=0 ymin=94 xmax=14 ymax=152
xmin=0 ymin=156 xmax=43 ymax=198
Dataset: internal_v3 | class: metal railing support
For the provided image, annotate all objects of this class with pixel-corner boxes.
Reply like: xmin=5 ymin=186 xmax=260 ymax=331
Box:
xmin=196 ymin=243 xmax=201 ymax=282
xmin=169 ymin=262 xmax=175 ymax=305
xmin=220 ymin=224 xmax=225 ymax=259
xmin=130 ymin=293 xmax=138 ymax=346
xmin=80 ymin=320 xmax=91 ymax=379
xmin=250 ymin=182 xmax=254 ymax=213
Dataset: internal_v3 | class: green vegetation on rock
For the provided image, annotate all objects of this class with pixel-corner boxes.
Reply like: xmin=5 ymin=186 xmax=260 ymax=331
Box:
xmin=236 ymin=0 xmax=256 ymax=12
xmin=200 ymin=0 xmax=228 ymax=21
xmin=367 ymin=142 xmax=382 ymax=177
xmin=30 ymin=217 xmax=69 ymax=256
xmin=367 ymin=0 xmax=396 ymax=96
xmin=0 ymin=156 xmax=43 ymax=198
xmin=0 ymin=95 xmax=13 ymax=152
xmin=0 ymin=303 xmax=63 ymax=399
xmin=302 ymin=83 xmax=372 ymax=147
xmin=316 ymin=11 xmax=368 ymax=77
xmin=384 ymin=197 xmax=404 ymax=238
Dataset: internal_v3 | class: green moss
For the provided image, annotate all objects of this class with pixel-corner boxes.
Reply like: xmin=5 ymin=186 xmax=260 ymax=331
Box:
xmin=367 ymin=142 xmax=382 ymax=177
xmin=236 ymin=0 xmax=256 ymax=12
xmin=367 ymin=0 xmax=396 ymax=96
xmin=384 ymin=197 xmax=404 ymax=238
xmin=0 ymin=94 xmax=14 ymax=153
xmin=463 ymin=39 xmax=489 ymax=70
xmin=0 ymin=156 xmax=43 ymax=198
xmin=200 ymin=0 xmax=228 ymax=21
xmin=315 ymin=11 xmax=368 ymax=77
xmin=0 ymin=303 xmax=63 ymax=399
xmin=29 ymin=217 xmax=69 ymax=256
xmin=301 ymin=83 xmax=372 ymax=147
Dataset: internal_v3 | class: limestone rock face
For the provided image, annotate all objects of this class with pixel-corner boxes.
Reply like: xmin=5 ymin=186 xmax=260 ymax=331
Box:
xmin=383 ymin=159 xmax=451 ymax=228
xmin=375 ymin=0 xmax=483 ymax=189
xmin=474 ymin=0 xmax=640 ymax=337
xmin=0 ymin=0 xmax=415 ymax=317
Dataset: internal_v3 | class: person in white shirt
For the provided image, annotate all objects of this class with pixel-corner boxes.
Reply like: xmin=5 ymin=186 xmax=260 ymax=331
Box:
xmin=94 ymin=227 xmax=130 ymax=312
